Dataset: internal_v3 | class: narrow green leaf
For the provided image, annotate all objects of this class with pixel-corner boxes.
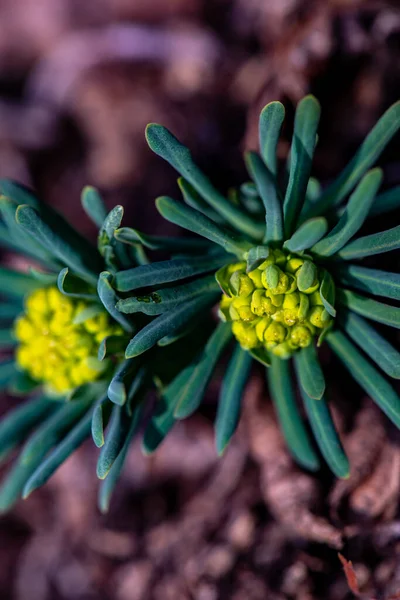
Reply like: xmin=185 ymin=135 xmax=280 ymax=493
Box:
xmin=248 ymin=347 xmax=271 ymax=367
xmin=245 ymin=246 xmax=271 ymax=272
xmin=337 ymin=225 xmax=400 ymax=260
xmin=369 ymin=186 xmax=400 ymax=217
xmin=16 ymin=205 xmax=99 ymax=284
xmin=92 ymin=403 xmax=106 ymax=448
xmin=72 ymin=304 xmax=103 ymax=325
xmin=340 ymin=311 xmax=400 ymax=379
xmin=0 ymin=196 xmax=57 ymax=266
xmin=307 ymin=101 xmax=400 ymax=215
xmin=156 ymin=196 xmax=252 ymax=257
xmin=142 ymin=397 xmax=176 ymax=455
xmin=0 ymin=268 xmax=42 ymax=299
xmin=178 ymin=178 xmax=226 ymax=224
xmin=267 ymin=357 xmax=320 ymax=470
xmin=22 ymin=406 xmax=93 ymax=499
xmin=294 ymin=344 xmax=325 ymax=400
xmin=108 ymin=359 xmax=139 ymax=406
xmin=57 ymin=267 xmax=97 ymax=300
xmin=0 ymin=303 xmax=22 ymax=321
xmin=173 ymin=323 xmax=233 ymax=420
xmin=239 ymin=182 xmax=263 ymax=215
xmin=9 ymin=371 xmax=39 ymax=395
xmin=0 ymin=329 xmax=15 ymax=347
xmin=337 ymin=288 xmax=400 ymax=329
xmin=98 ymin=335 xmax=127 ymax=361
xmin=0 ymin=396 xmax=53 ymax=460
xmin=98 ymin=205 xmax=124 ymax=264
xmin=328 ymin=330 xmax=400 ymax=428
xmin=29 ymin=268 xmax=58 ymax=285
xmin=97 ymin=271 xmax=135 ymax=332
xmin=319 ymin=270 xmax=336 ymax=317
xmin=296 ymin=261 xmax=317 ymax=292
xmin=115 ymin=254 xmax=226 ymax=292
xmin=284 ymin=217 xmax=328 ymax=253
xmin=215 ymin=346 xmax=252 ymax=455
xmin=335 ymin=264 xmax=400 ymax=301
xmin=125 ymin=293 xmax=218 ymax=358
xmin=0 ymin=459 xmax=41 ymax=511
xmin=245 ymin=151 xmax=282 ymax=243
xmin=98 ymin=402 xmax=143 ymax=512
xmin=117 ymin=274 xmax=219 ymax=316
xmin=146 ymin=124 xmax=264 ymax=239
xmin=81 ymin=186 xmax=107 ymax=228
xmin=114 ymin=227 xmax=211 ymax=253
xmin=0 ymin=361 xmax=16 ymax=391
xmin=97 ymin=404 xmax=130 ymax=479
xmin=283 ymin=95 xmax=321 ymax=236
xmin=259 ymin=101 xmax=285 ymax=176
xmin=311 ymin=168 xmax=382 ymax=256
xmin=300 ymin=388 xmax=349 ymax=478
xmin=19 ymin=395 xmax=93 ymax=465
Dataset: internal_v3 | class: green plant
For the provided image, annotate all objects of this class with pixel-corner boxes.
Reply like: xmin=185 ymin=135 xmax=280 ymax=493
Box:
xmin=114 ymin=96 xmax=400 ymax=477
xmin=0 ymin=183 xmax=155 ymax=512
xmin=0 ymin=96 xmax=399 ymax=514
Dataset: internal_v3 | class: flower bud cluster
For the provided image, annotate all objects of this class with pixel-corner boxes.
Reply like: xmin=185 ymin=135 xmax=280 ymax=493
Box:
xmin=14 ymin=287 xmax=123 ymax=394
xmin=218 ymin=249 xmax=333 ymax=359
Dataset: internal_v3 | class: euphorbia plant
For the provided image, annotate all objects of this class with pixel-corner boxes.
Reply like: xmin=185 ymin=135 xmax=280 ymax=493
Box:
xmin=0 ymin=96 xmax=399 ymax=513
xmin=115 ymin=96 xmax=400 ymax=476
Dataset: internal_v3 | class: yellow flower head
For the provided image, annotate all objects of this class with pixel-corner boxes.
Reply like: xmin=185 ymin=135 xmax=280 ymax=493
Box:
xmin=218 ymin=249 xmax=334 ymax=358
xmin=14 ymin=287 xmax=123 ymax=394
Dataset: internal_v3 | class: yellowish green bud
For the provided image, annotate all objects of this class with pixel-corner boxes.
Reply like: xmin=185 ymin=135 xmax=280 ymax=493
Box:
xmin=271 ymin=341 xmax=293 ymax=359
xmin=290 ymin=325 xmax=312 ymax=348
xmin=248 ymin=269 xmax=263 ymax=288
xmin=230 ymin=271 xmax=254 ymax=297
xmin=283 ymin=292 xmax=300 ymax=309
xmin=309 ymin=306 xmax=331 ymax=328
xmin=251 ymin=290 xmax=276 ymax=317
xmin=286 ymin=257 xmax=304 ymax=273
xmin=232 ymin=321 xmax=258 ymax=349
xmin=264 ymin=322 xmax=287 ymax=346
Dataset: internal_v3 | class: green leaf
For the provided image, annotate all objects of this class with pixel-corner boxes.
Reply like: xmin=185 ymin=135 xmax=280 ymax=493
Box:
xmin=114 ymin=227 xmax=211 ymax=253
xmin=245 ymin=246 xmax=271 ymax=272
xmin=307 ymin=101 xmax=400 ymax=215
xmin=108 ymin=359 xmax=140 ymax=406
xmin=0 ymin=303 xmax=22 ymax=321
xmin=115 ymin=254 xmax=226 ymax=292
xmin=311 ymin=168 xmax=382 ymax=256
xmin=9 ymin=371 xmax=39 ymax=395
xmin=319 ymin=270 xmax=336 ymax=317
xmin=117 ymin=274 xmax=219 ymax=316
xmin=267 ymin=357 xmax=320 ymax=470
xmin=142 ymin=397 xmax=176 ymax=455
xmin=335 ymin=264 xmax=400 ymax=301
xmin=300 ymin=387 xmax=349 ymax=478
xmin=0 ymin=196 xmax=58 ymax=266
xmin=0 ymin=179 xmax=39 ymax=208
xmin=97 ymin=271 xmax=135 ymax=332
xmin=146 ymin=124 xmax=264 ymax=239
xmin=178 ymin=178 xmax=226 ymax=224
xmin=215 ymin=347 xmax=252 ymax=455
xmin=92 ymin=403 xmax=106 ymax=448
xmin=337 ymin=288 xmax=400 ymax=329
xmin=0 ymin=395 xmax=53 ymax=460
xmin=340 ymin=311 xmax=400 ymax=379
xmin=98 ymin=335 xmax=127 ymax=361
xmin=328 ymin=330 xmax=400 ymax=429
xmin=72 ymin=304 xmax=104 ymax=325
xmin=98 ymin=402 xmax=143 ymax=512
xmin=96 ymin=404 xmax=130 ymax=479
xmin=173 ymin=322 xmax=233 ymax=419
xmin=22 ymin=406 xmax=94 ymax=499
xmin=16 ymin=205 xmax=99 ymax=284
xmin=19 ymin=394 xmax=93 ymax=465
xmin=0 ymin=329 xmax=15 ymax=347
xmin=259 ymin=101 xmax=285 ymax=176
xmin=248 ymin=347 xmax=271 ymax=367
xmin=125 ymin=292 xmax=219 ymax=358
xmin=283 ymin=95 xmax=321 ymax=236
xmin=337 ymin=225 xmax=400 ymax=260
xmin=0 ymin=361 xmax=16 ymax=391
xmin=294 ymin=344 xmax=325 ymax=400
xmin=284 ymin=217 xmax=328 ymax=253
xmin=369 ymin=186 xmax=400 ymax=217
xmin=98 ymin=205 xmax=124 ymax=267
xmin=28 ymin=268 xmax=58 ymax=285
xmin=81 ymin=186 xmax=107 ymax=228
xmin=245 ymin=151 xmax=282 ymax=243
xmin=0 ymin=267 xmax=42 ymax=299
xmin=57 ymin=267 xmax=97 ymax=300
xmin=156 ymin=196 xmax=252 ymax=257
xmin=296 ymin=260 xmax=317 ymax=292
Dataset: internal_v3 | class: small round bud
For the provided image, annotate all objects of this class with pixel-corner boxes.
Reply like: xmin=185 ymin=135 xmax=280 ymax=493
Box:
xmin=264 ymin=322 xmax=287 ymax=346
xmin=290 ymin=325 xmax=312 ymax=348
xmin=309 ymin=306 xmax=331 ymax=328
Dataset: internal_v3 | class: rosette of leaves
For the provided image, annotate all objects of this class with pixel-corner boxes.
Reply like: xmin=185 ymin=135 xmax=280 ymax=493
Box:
xmin=0 ymin=182 xmax=151 ymax=512
xmin=114 ymin=96 xmax=400 ymax=477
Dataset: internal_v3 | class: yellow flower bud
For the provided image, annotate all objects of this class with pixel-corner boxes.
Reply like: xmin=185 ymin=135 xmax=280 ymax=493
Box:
xmin=251 ymin=290 xmax=276 ymax=317
xmin=248 ymin=268 xmax=263 ymax=288
xmin=286 ymin=258 xmax=304 ymax=273
xmin=309 ymin=306 xmax=331 ymax=328
xmin=283 ymin=292 xmax=300 ymax=309
xmin=290 ymin=325 xmax=312 ymax=348
xmin=255 ymin=317 xmax=270 ymax=342
xmin=230 ymin=272 xmax=255 ymax=297
xmin=232 ymin=321 xmax=258 ymax=349
xmin=264 ymin=322 xmax=286 ymax=346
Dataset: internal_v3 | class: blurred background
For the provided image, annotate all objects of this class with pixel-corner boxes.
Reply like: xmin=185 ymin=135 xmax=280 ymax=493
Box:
xmin=0 ymin=0 xmax=400 ymax=598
